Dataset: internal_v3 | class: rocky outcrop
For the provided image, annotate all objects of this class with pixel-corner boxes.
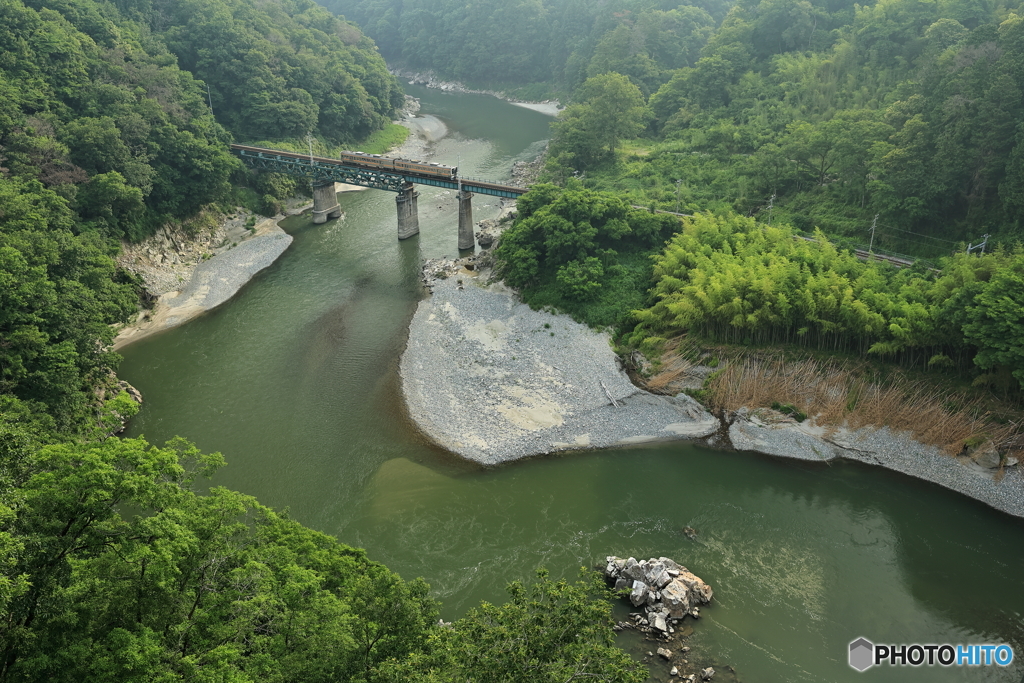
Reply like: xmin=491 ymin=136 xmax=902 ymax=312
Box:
xmin=474 ymin=216 xmax=512 ymax=251
xmin=511 ymin=155 xmax=544 ymax=186
xmin=604 ymin=556 xmax=713 ymax=637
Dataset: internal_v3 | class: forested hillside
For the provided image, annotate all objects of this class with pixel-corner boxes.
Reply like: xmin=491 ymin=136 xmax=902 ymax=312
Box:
xmin=113 ymin=0 xmax=404 ymax=143
xmin=534 ymin=0 xmax=1024 ymax=250
xmin=321 ymin=0 xmax=725 ymax=90
xmin=0 ymin=0 xmax=402 ymax=432
xmin=327 ymin=0 xmax=1024 ymax=247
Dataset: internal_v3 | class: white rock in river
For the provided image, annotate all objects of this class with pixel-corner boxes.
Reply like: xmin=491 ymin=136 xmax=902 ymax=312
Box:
xmin=630 ymin=580 xmax=649 ymax=607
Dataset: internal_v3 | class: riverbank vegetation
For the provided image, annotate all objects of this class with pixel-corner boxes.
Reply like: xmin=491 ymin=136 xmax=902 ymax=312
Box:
xmin=699 ymin=352 xmax=1018 ymax=455
xmin=498 ymin=184 xmax=1024 ymax=396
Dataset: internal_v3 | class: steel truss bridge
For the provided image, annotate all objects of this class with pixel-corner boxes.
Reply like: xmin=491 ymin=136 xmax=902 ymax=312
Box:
xmin=230 ymin=144 xmax=528 ymax=199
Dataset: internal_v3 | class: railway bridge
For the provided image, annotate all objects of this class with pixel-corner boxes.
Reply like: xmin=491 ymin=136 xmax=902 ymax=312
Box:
xmin=230 ymin=144 xmax=528 ymax=249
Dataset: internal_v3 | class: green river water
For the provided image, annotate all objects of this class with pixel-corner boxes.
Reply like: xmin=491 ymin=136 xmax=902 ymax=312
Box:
xmin=119 ymin=85 xmax=1024 ymax=682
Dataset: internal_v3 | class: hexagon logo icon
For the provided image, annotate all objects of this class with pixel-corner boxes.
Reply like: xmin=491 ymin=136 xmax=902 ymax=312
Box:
xmin=849 ymin=637 xmax=874 ymax=671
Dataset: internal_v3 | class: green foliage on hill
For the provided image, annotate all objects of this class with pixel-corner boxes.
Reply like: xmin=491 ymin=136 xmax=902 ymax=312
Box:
xmin=0 ymin=0 xmax=237 ymax=239
xmin=381 ymin=569 xmax=645 ymax=683
xmin=495 ymin=183 xmax=681 ymax=328
xmin=0 ymin=176 xmax=137 ymax=432
xmin=114 ymin=0 xmax=403 ymax=144
xmin=535 ymin=0 xmax=1024 ymax=251
xmin=629 ymin=211 xmax=1024 ymax=390
xmin=321 ymin=0 xmax=723 ymax=90
xmin=632 ymin=212 xmax=941 ymax=354
xmin=549 ymin=73 xmax=651 ymax=171
xmin=0 ymin=430 xmax=644 ymax=683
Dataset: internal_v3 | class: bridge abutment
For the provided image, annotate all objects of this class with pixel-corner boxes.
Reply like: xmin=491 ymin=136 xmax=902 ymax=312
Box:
xmin=396 ymin=182 xmax=420 ymax=239
xmin=457 ymin=190 xmax=474 ymax=250
xmin=311 ymin=182 xmax=342 ymax=224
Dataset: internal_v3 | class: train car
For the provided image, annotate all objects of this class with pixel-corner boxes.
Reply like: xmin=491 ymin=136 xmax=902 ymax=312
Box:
xmin=338 ymin=151 xmax=457 ymax=179
xmin=393 ymin=158 xmax=458 ymax=179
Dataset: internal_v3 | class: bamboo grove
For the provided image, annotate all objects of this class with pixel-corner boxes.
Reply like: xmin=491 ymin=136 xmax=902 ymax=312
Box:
xmin=630 ymin=212 xmax=1024 ymax=386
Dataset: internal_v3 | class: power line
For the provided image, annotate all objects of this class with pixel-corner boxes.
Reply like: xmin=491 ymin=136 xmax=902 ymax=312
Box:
xmin=875 ymin=223 xmax=961 ymax=244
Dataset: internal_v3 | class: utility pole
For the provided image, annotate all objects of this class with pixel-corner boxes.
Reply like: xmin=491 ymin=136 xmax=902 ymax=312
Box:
xmin=868 ymin=214 xmax=878 ymax=253
xmin=766 ymin=193 xmax=776 ymax=225
xmin=675 ymin=179 xmax=682 ymax=214
xmin=206 ymin=83 xmax=214 ymax=115
xmin=967 ymin=234 xmax=990 ymax=255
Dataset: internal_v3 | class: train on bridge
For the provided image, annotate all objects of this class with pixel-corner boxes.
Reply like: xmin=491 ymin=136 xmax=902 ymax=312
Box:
xmin=230 ymin=144 xmax=459 ymax=180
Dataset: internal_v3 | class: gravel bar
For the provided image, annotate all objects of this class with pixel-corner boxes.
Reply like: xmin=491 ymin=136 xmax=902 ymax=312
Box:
xmin=400 ymin=274 xmax=718 ymax=465
xmin=167 ymin=232 xmax=292 ymax=324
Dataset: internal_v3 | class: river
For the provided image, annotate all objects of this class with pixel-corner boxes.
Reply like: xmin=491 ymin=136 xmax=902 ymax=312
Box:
xmin=118 ymin=84 xmax=1024 ymax=682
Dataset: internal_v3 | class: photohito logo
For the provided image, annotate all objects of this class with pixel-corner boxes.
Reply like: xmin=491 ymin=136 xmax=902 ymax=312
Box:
xmin=848 ymin=638 xmax=1014 ymax=671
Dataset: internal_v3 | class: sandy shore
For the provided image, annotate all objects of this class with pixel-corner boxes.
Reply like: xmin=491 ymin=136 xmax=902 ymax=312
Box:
xmin=508 ymin=101 xmax=561 ymax=116
xmin=113 ymin=215 xmax=294 ymax=350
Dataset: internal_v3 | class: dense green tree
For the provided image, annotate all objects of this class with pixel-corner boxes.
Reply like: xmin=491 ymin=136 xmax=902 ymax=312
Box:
xmin=961 ymin=250 xmax=1024 ymax=387
xmin=379 ymin=569 xmax=646 ymax=683
xmin=0 ymin=431 xmax=648 ymax=682
xmin=550 ymin=73 xmax=650 ymax=169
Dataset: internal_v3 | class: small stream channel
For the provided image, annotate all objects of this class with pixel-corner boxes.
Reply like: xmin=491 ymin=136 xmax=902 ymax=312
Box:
xmin=119 ymin=84 xmax=1024 ymax=682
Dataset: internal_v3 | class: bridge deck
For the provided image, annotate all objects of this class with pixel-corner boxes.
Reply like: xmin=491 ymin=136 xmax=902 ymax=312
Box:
xmin=230 ymin=144 xmax=527 ymax=199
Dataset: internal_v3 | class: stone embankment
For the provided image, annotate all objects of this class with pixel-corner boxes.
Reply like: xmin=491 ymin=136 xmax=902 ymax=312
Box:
xmin=604 ymin=556 xmax=717 ymax=682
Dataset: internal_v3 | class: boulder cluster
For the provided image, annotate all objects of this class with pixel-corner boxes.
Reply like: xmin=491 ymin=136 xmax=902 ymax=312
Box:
xmin=604 ymin=556 xmax=714 ymax=637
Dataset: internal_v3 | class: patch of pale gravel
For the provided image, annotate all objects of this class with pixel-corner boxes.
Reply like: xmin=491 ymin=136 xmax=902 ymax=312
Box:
xmin=170 ymin=232 xmax=292 ymax=315
xmin=400 ymin=275 xmax=718 ymax=465
xmin=113 ymin=225 xmax=292 ymax=350
xmin=730 ymin=409 xmax=1024 ymax=518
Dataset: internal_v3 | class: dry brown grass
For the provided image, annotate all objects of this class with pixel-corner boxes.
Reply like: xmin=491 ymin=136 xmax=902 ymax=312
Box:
xmin=706 ymin=355 xmax=1019 ymax=454
xmin=645 ymin=336 xmax=696 ymax=393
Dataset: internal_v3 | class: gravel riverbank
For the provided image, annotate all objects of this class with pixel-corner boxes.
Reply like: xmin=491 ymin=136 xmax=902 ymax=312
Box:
xmin=401 ymin=266 xmax=1024 ymax=518
xmin=729 ymin=409 xmax=1024 ymax=518
xmin=113 ymin=213 xmax=295 ymax=350
xmin=400 ymin=273 xmax=718 ymax=465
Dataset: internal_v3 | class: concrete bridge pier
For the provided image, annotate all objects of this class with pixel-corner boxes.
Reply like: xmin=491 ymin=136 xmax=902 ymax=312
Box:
xmin=396 ymin=182 xmax=420 ymax=239
xmin=311 ymin=182 xmax=342 ymax=224
xmin=457 ymin=190 xmax=474 ymax=250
